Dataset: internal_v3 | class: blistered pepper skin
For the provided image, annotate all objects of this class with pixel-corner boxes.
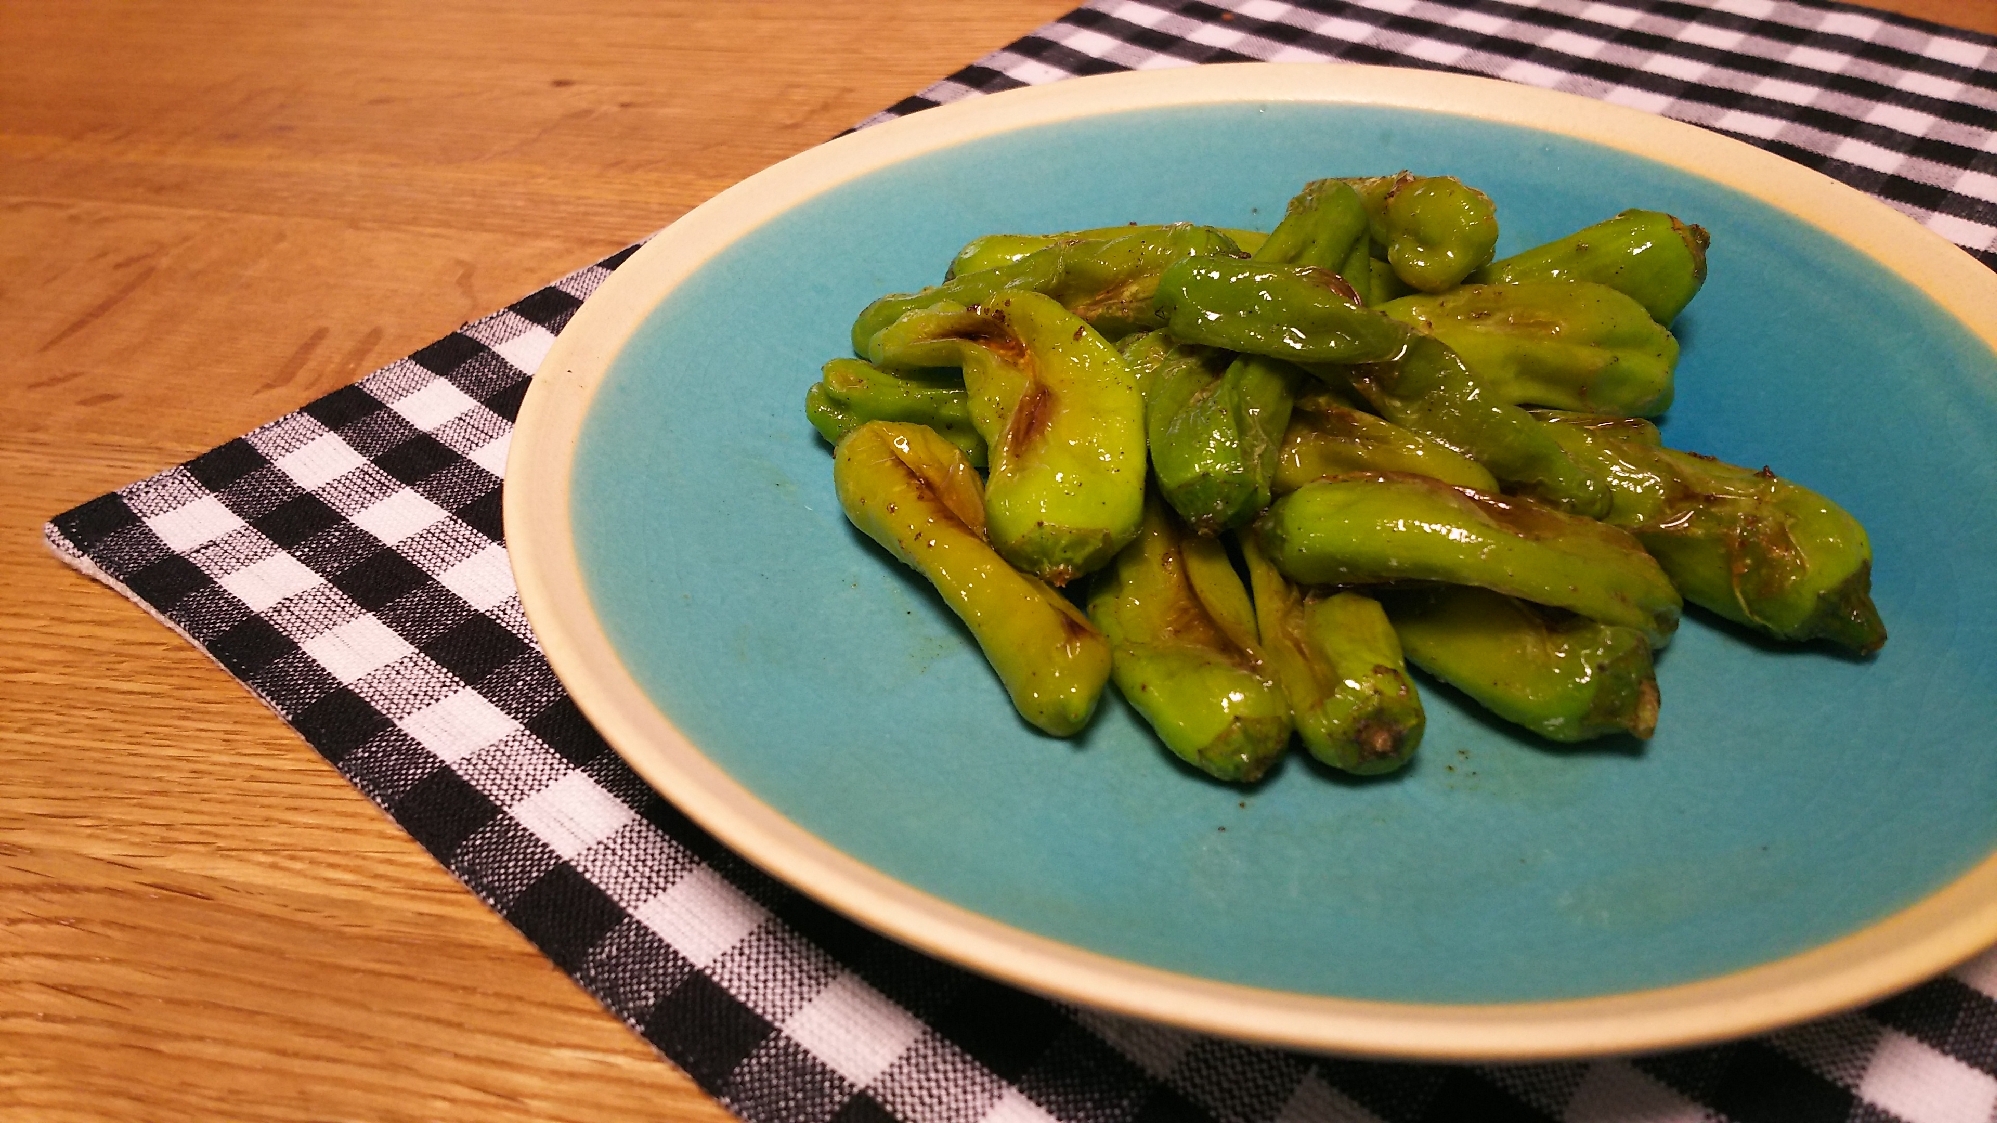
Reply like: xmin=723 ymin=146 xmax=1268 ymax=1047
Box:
xmin=1087 ymin=496 xmax=1292 ymax=782
xmin=1148 ymin=351 xmax=1304 ymax=535
xmin=854 ymin=224 xmax=1245 ymax=352
xmin=1537 ymin=412 xmax=1886 ymax=653
xmin=1472 ymin=209 xmax=1710 ymax=325
xmin=1153 ymin=257 xmax=1412 ymax=364
xmin=805 ymin=358 xmax=985 ymax=466
xmin=1382 ymin=281 xmax=1679 ymax=417
xmin=869 ymin=293 xmax=1146 ymax=586
xmin=1275 ymin=388 xmax=1499 ymax=495
xmin=1384 ymin=585 xmax=1659 ymax=742
xmin=1243 ymin=537 xmax=1423 ymax=774
xmin=834 ymin=422 xmax=1110 ymax=736
xmin=1327 ymin=334 xmax=1612 ymax=516
xmin=1257 ymin=472 xmax=1681 ymax=645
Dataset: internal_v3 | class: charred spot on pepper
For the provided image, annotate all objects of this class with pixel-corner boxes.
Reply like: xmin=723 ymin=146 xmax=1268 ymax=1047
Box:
xmin=1002 ymin=383 xmax=1058 ymax=461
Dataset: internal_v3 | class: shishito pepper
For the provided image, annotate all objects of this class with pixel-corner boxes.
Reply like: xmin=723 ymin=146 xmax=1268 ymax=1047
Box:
xmin=1472 ymin=209 xmax=1710 ymax=325
xmin=1116 ymin=327 xmax=1192 ymax=397
xmin=1537 ymin=412 xmax=1886 ymax=653
xmin=1274 ymin=387 xmax=1499 ymax=495
xmin=1381 ymin=281 xmax=1680 ymax=417
xmin=1328 ymin=334 xmax=1612 ymax=516
xmin=1146 ymin=347 xmax=1305 ymax=535
xmin=1343 ymin=172 xmax=1500 ymax=293
xmin=1087 ymin=495 xmax=1292 ymax=782
xmin=1383 ymin=585 xmax=1660 ymax=742
xmin=1127 ymin=330 xmax=1299 ymax=533
xmin=1256 ymin=472 xmax=1682 ymax=646
xmin=869 ymin=292 xmax=1145 ymax=586
xmin=1367 ymin=257 xmax=1412 ymax=304
xmin=854 ymin=224 xmax=1245 ymax=352
xmin=1241 ymin=535 xmax=1424 ymax=774
xmin=834 ymin=422 xmax=1110 ymax=735
xmin=1253 ymin=179 xmax=1376 ymax=302
xmin=1266 ymin=392 xmax=1636 ymax=743
xmin=1153 ymin=256 xmax=1412 ymax=363
xmin=949 ymin=225 xmax=1267 ymax=278
xmin=805 ymin=358 xmax=984 ymax=466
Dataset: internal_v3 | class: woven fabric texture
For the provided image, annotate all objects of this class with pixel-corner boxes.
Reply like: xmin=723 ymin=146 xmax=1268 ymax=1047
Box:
xmin=45 ymin=1 xmax=1997 ymax=1121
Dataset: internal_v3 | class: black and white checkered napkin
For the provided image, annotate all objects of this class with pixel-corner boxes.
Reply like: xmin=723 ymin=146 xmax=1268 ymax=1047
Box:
xmin=46 ymin=1 xmax=1997 ymax=1119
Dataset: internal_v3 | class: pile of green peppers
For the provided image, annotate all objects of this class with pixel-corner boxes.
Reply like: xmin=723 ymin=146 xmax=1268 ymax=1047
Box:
xmin=806 ymin=173 xmax=1886 ymax=784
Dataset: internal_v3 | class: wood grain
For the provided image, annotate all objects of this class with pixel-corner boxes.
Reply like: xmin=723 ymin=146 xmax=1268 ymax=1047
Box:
xmin=0 ymin=3 xmax=1078 ymax=1119
xmin=1 ymin=1 xmax=1986 ymax=1118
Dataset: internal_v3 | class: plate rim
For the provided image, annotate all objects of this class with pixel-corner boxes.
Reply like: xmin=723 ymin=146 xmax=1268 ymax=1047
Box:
xmin=505 ymin=61 xmax=1997 ymax=1060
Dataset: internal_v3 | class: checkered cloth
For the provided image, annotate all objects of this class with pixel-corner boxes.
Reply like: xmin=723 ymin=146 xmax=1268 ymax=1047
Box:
xmin=45 ymin=0 xmax=1997 ymax=1120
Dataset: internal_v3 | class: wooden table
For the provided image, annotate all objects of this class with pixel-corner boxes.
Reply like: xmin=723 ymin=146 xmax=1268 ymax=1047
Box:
xmin=4 ymin=1 xmax=1990 ymax=1118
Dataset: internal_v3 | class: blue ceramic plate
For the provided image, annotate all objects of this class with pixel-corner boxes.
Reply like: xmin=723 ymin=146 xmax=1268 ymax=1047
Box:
xmin=507 ymin=65 xmax=1997 ymax=1058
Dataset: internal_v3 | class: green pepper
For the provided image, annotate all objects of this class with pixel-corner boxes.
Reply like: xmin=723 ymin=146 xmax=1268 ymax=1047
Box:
xmin=1256 ymin=181 xmax=1366 ymax=269
xmin=1147 ymin=348 xmax=1305 ymax=535
xmin=834 ymin=422 xmax=1110 ymax=736
xmin=1537 ymin=412 xmax=1886 ymax=653
xmin=949 ymin=225 xmax=1266 ymax=278
xmin=1327 ymin=334 xmax=1612 ymax=516
xmin=868 ymin=293 xmax=1146 ymax=586
xmin=1252 ymin=178 xmax=1389 ymax=307
xmin=1242 ymin=536 xmax=1423 ymax=774
xmin=805 ymin=358 xmax=985 ymax=466
xmin=1381 ymin=281 xmax=1679 ymax=417
xmin=1368 ymin=258 xmax=1411 ymax=304
xmin=1257 ymin=472 xmax=1681 ymax=645
xmin=1088 ymin=495 xmax=1292 ymax=782
xmin=855 ymin=224 xmax=1246 ymax=352
xmin=1275 ymin=387 xmax=1499 ymax=495
xmin=1341 ymin=172 xmax=1499 ymax=293
xmin=1383 ymin=585 xmax=1659 ymax=742
xmin=1472 ymin=209 xmax=1709 ymax=325
xmin=1116 ymin=328 xmax=1192 ymax=398
xmin=1153 ymin=256 xmax=1412 ymax=363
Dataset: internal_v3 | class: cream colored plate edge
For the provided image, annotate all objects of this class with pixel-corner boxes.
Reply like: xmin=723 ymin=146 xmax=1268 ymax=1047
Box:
xmin=506 ymin=62 xmax=1997 ymax=1059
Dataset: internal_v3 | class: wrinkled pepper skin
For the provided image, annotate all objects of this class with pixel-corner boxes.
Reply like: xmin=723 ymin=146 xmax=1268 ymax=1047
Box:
xmin=1472 ymin=209 xmax=1710 ymax=325
xmin=1087 ymin=496 xmax=1292 ymax=782
xmin=834 ymin=422 xmax=1110 ymax=735
xmin=949 ymin=226 xmax=1266 ymax=278
xmin=855 ymin=224 xmax=1245 ymax=352
xmin=1275 ymin=388 xmax=1499 ymax=495
xmin=868 ymin=293 xmax=1145 ymax=586
xmin=1383 ymin=585 xmax=1659 ymax=742
xmin=1147 ymin=351 xmax=1304 ymax=535
xmin=1153 ymin=257 xmax=1412 ymax=363
xmin=1329 ymin=334 xmax=1612 ymax=516
xmin=1243 ymin=537 xmax=1423 ymax=774
xmin=1257 ymin=472 xmax=1682 ymax=645
xmin=1341 ymin=172 xmax=1499 ymax=293
xmin=805 ymin=358 xmax=985 ymax=466
xmin=1537 ymin=413 xmax=1886 ymax=653
xmin=1382 ymin=281 xmax=1679 ymax=417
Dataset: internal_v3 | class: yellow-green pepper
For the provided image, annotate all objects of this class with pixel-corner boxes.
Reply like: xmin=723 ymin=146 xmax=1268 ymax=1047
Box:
xmin=869 ymin=293 xmax=1145 ymax=586
xmin=834 ymin=422 xmax=1111 ymax=735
